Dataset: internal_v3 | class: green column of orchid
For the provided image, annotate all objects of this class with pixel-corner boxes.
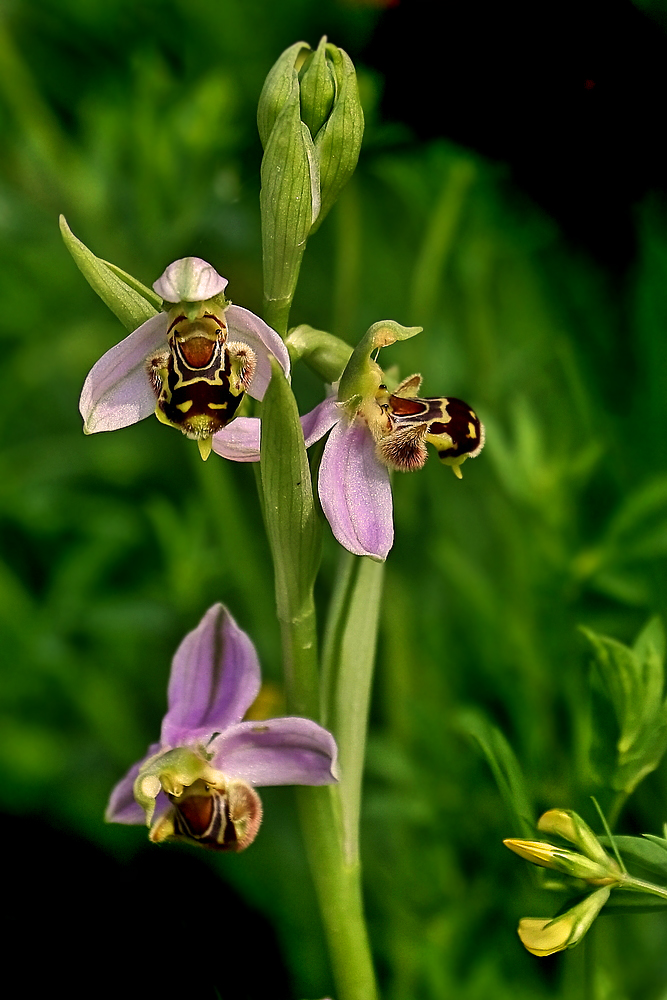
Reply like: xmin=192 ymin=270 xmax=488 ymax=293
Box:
xmin=259 ymin=360 xmax=379 ymax=1000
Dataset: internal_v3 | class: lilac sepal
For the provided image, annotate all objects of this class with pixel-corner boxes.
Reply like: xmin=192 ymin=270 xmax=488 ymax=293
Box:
xmin=226 ymin=304 xmax=291 ymax=401
xmin=79 ymin=312 xmax=168 ymax=433
xmin=301 ymin=395 xmax=341 ymax=447
xmin=318 ymin=417 xmax=394 ymax=560
xmin=105 ymin=742 xmax=162 ymax=824
xmin=212 ymin=395 xmax=339 ymax=463
xmin=209 ymin=717 xmax=339 ymax=786
xmin=161 ymin=604 xmax=261 ymax=747
xmin=153 ymin=257 xmax=228 ymax=302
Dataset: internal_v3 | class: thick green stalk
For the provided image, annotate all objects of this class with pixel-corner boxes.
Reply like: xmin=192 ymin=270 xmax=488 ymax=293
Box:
xmin=263 ymin=296 xmax=293 ymax=339
xmin=258 ymin=362 xmax=379 ymax=999
xmin=297 ymin=785 xmax=379 ymax=1000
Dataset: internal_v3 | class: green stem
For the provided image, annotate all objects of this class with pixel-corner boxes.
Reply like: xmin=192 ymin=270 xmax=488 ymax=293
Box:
xmin=263 ymin=296 xmax=293 ymax=338
xmin=278 ymin=594 xmax=379 ymax=1000
xmin=297 ymin=785 xmax=379 ymax=1000
xmin=623 ymin=875 xmax=667 ymax=900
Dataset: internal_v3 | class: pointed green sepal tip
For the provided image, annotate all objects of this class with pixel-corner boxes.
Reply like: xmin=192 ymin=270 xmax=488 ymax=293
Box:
xmin=59 ymin=215 xmax=160 ymax=332
xmin=338 ymin=320 xmax=423 ymax=404
xmin=310 ymin=43 xmax=364 ymax=234
xmin=298 ymin=36 xmax=335 ymax=141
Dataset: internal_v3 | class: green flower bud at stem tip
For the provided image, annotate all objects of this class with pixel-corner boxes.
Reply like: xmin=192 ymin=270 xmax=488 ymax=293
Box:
xmin=257 ymin=41 xmax=311 ymax=149
xmin=299 ymin=37 xmax=335 ymax=140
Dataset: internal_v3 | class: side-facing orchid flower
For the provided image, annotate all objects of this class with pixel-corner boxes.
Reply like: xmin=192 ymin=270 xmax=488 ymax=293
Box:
xmin=213 ymin=320 xmax=485 ymax=560
xmin=80 ymin=257 xmax=290 ymax=460
xmin=106 ymin=603 xmax=338 ymax=852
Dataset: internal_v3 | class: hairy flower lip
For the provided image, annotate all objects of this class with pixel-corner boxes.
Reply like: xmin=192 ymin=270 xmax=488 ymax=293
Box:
xmin=106 ymin=603 xmax=338 ymax=846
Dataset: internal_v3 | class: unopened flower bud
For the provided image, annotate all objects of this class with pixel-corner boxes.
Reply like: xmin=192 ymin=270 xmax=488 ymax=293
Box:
xmin=298 ymin=37 xmax=336 ymax=140
xmin=517 ymin=887 xmax=611 ymax=957
xmin=257 ymin=38 xmax=364 ymax=318
xmin=537 ymin=809 xmax=616 ymax=869
xmin=504 ymin=838 xmax=620 ymax=884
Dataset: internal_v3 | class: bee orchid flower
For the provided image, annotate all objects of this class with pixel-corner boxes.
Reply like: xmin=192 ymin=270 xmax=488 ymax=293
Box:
xmin=80 ymin=257 xmax=290 ymax=460
xmin=213 ymin=320 xmax=485 ymax=561
xmin=106 ymin=603 xmax=338 ymax=852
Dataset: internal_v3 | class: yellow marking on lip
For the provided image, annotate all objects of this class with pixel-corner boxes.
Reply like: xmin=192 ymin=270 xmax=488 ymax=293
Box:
xmin=467 ymin=421 xmax=476 ymax=437
xmin=176 ymin=400 xmax=194 ymax=413
xmin=208 ymin=402 xmax=228 ymax=410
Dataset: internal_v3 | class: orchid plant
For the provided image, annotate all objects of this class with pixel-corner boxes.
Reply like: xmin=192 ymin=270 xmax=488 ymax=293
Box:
xmin=62 ymin=37 xmax=486 ymax=1000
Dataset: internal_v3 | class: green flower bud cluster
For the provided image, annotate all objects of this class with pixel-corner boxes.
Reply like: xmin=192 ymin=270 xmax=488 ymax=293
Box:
xmin=257 ymin=37 xmax=364 ymax=328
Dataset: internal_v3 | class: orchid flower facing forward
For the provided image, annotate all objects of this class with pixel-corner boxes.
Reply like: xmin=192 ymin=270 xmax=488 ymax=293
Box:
xmin=106 ymin=603 xmax=338 ymax=852
xmin=80 ymin=257 xmax=290 ymax=460
xmin=213 ymin=320 xmax=485 ymax=560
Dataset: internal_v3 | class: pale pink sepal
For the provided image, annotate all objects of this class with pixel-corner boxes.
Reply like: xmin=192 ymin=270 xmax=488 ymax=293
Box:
xmin=209 ymin=716 xmax=339 ymax=786
xmin=318 ymin=418 xmax=394 ymax=560
xmin=211 ymin=395 xmax=339 ymax=463
xmin=153 ymin=257 xmax=228 ymax=302
xmin=226 ymin=304 xmax=290 ymax=400
xmin=212 ymin=417 xmax=261 ymax=462
xmin=79 ymin=313 xmax=168 ymax=433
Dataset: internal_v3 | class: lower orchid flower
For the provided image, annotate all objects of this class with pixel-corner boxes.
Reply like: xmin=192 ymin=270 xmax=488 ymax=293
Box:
xmin=213 ymin=320 xmax=485 ymax=561
xmin=80 ymin=257 xmax=290 ymax=460
xmin=106 ymin=603 xmax=338 ymax=852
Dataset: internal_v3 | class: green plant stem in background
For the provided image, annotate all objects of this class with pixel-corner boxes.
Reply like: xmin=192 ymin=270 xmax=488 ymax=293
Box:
xmin=258 ymin=364 xmax=379 ymax=998
xmin=264 ymin=297 xmax=293 ymax=339
xmin=322 ymin=551 xmax=384 ymax=862
xmin=297 ymin=785 xmax=379 ymax=1000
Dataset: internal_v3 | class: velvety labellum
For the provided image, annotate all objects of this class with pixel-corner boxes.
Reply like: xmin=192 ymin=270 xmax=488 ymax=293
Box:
xmin=168 ymin=778 xmax=263 ymax=853
xmin=148 ymin=313 xmax=255 ymax=441
xmin=374 ymin=376 xmax=485 ymax=475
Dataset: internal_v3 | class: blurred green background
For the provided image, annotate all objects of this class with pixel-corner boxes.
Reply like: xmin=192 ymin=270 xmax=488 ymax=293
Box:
xmin=3 ymin=1 xmax=667 ymax=997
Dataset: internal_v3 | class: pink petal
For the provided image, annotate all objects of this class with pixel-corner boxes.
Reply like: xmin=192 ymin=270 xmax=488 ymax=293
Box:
xmin=212 ymin=417 xmax=261 ymax=462
xmin=79 ymin=313 xmax=168 ymax=433
xmin=160 ymin=604 xmax=261 ymax=747
xmin=211 ymin=396 xmax=340 ymax=464
xmin=209 ymin=717 xmax=338 ymax=786
xmin=318 ymin=418 xmax=394 ymax=560
xmin=226 ymin=305 xmax=290 ymax=400
xmin=153 ymin=258 xmax=228 ymax=302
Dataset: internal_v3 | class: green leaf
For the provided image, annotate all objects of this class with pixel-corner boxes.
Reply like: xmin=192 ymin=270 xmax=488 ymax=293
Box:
xmin=259 ymin=358 xmax=321 ymax=621
xmin=601 ymin=834 xmax=667 ymax=881
xmin=581 ymin=621 xmax=667 ymax=794
xmin=459 ymin=709 xmax=534 ymax=839
xmin=320 ymin=552 xmax=384 ymax=863
xmin=59 ymin=216 xmax=159 ymax=331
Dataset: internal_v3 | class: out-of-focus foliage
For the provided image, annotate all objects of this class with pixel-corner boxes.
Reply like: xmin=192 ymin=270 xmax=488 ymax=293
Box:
xmin=2 ymin=1 xmax=667 ymax=998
